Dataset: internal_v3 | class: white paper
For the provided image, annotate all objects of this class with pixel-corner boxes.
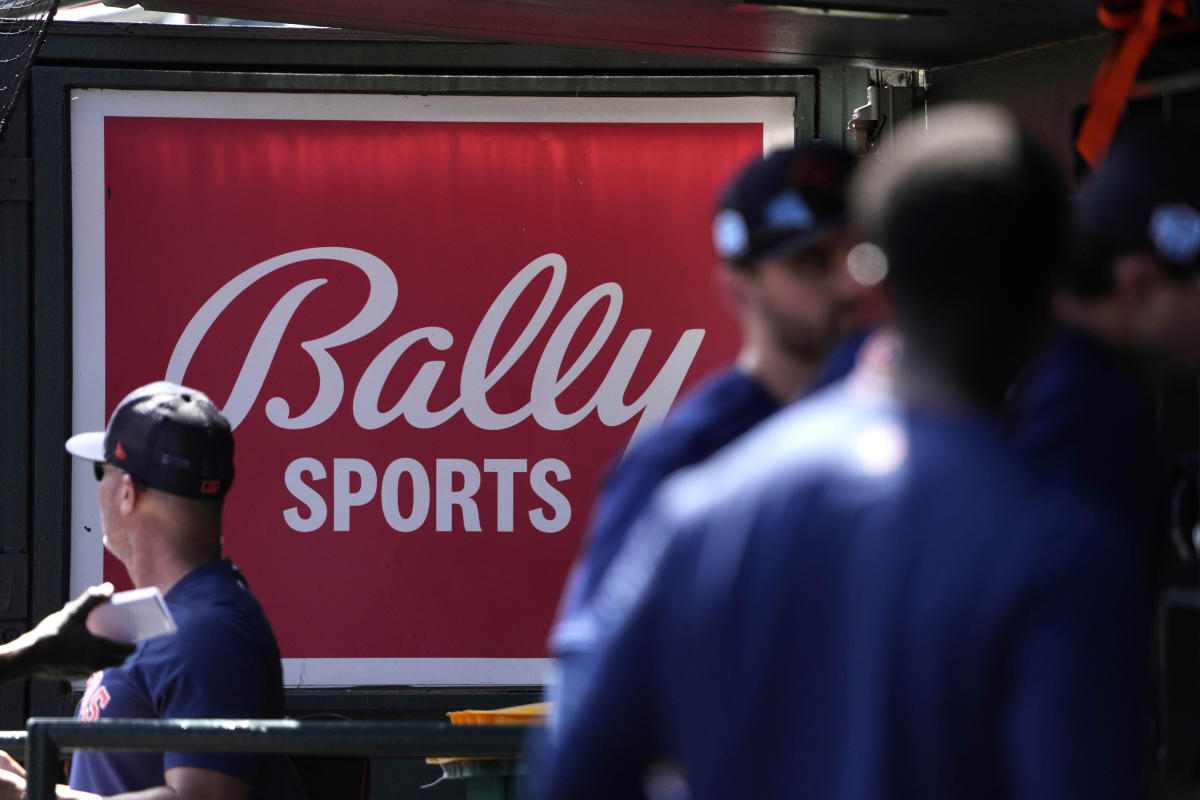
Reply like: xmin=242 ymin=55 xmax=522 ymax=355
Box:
xmin=86 ymin=587 xmax=177 ymax=643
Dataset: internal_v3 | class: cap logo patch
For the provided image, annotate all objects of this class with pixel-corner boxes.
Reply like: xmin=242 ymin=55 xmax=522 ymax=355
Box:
xmin=765 ymin=190 xmax=813 ymax=231
xmin=114 ymin=442 xmax=127 ymax=460
xmin=1150 ymin=203 xmax=1200 ymax=266
xmin=200 ymin=480 xmax=221 ymax=496
xmin=793 ymin=158 xmax=841 ymax=190
xmin=713 ymin=209 xmax=749 ymax=259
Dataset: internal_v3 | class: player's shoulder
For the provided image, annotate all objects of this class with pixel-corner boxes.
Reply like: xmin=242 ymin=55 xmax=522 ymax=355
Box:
xmin=167 ymin=565 xmax=278 ymax=650
xmin=655 ymin=381 xmax=888 ymax=522
xmin=618 ymin=370 xmax=776 ymax=464
xmin=1019 ymin=329 xmax=1148 ymax=417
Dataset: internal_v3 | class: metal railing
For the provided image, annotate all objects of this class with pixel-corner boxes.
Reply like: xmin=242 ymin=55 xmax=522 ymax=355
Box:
xmin=16 ymin=718 xmax=530 ymax=800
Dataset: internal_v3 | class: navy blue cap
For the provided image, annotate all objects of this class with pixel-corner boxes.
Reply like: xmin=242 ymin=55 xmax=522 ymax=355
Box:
xmin=1079 ymin=129 xmax=1200 ymax=277
xmin=712 ymin=142 xmax=857 ymax=269
xmin=66 ymin=381 xmax=235 ymax=499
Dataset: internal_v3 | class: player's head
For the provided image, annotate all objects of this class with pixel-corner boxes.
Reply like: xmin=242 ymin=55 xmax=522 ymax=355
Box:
xmin=712 ymin=142 xmax=865 ymax=373
xmin=66 ymin=382 xmax=234 ymax=557
xmin=67 ymin=381 xmax=235 ymax=500
xmin=1064 ymin=126 xmax=1200 ymax=366
xmin=851 ymin=104 xmax=1069 ymax=403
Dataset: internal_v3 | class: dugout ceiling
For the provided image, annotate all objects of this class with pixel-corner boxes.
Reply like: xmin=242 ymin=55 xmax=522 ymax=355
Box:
xmin=104 ymin=0 xmax=1103 ymax=67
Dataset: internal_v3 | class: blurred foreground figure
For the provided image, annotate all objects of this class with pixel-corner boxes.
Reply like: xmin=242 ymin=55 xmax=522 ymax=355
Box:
xmin=549 ymin=143 xmax=862 ymax=721
xmin=1015 ymin=127 xmax=1200 ymax=539
xmin=533 ymin=106 xmax=1146 ymax=800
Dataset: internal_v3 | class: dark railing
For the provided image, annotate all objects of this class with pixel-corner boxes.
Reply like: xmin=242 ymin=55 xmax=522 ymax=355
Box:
xmin=19 ymin=718 xmax=530 ymax=800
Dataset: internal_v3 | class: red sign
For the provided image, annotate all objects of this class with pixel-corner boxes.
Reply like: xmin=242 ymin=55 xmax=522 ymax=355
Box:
xmin=73 ymin=93 xmax=788 ymax=684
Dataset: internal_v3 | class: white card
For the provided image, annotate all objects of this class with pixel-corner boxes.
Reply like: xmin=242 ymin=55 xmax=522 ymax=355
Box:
xmin=85 ymin=587 xmax=177 ymax=643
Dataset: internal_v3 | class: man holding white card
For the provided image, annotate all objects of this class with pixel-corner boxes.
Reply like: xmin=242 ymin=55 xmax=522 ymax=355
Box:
xmin=6 ymin=381 xmax=288 ymax=800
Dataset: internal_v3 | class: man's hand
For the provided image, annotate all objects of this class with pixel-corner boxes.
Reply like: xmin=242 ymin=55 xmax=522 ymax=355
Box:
xmin=0 ymin=750 xmax=25 ymax=800
xmin=0 ymin=750 xmax=24 ymax=777
xmin=0 ymin=769 xmax=24 ymax=800
xmin=4 ymin=584 xmax=136 ymax=680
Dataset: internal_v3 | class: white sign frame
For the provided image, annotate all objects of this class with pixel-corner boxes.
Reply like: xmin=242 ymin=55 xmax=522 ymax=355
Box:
xmin=69 ymin=88 xmax=796 ymax=687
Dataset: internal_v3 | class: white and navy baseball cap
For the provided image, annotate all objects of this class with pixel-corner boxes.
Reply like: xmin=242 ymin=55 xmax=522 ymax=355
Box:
xmin=712 ymin=142 xmax=857 ymax=269
xmin=66 ymin=381 xmax=235 ymax=499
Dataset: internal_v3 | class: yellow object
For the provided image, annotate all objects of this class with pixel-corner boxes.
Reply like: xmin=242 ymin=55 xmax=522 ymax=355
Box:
xmin=426 ymin=702 xmax=550 ymax=765
xmin=446 ymin=702 xmax=549 ymax=726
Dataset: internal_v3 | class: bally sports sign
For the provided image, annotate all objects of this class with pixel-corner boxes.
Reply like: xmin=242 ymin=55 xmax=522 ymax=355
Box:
xmin=68 ymin=90 xmax=794 ymax=686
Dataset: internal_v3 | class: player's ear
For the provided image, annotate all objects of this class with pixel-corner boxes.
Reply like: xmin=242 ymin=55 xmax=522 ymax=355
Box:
xmin=117 ymin=473 xmax=141 ymax=515
xmin=718 ymin=261 xmax=754 ymax=314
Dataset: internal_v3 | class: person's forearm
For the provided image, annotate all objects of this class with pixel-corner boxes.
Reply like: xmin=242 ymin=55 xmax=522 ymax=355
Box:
xmin=1 ymin=585 xmax=135 ymax=682
xmin=0 ymin=636 xmax=42 ymax=683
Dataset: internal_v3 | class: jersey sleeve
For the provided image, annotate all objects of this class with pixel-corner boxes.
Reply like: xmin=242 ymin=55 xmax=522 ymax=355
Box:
xmin=533 ymin=495 xmax=689 ymax=800
xmin=558 ymin=444 xmax=669 ymax=629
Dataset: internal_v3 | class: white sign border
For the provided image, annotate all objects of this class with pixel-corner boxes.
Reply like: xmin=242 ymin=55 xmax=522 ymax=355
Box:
xmin=69 ymin=88 xmax=796 ymax=687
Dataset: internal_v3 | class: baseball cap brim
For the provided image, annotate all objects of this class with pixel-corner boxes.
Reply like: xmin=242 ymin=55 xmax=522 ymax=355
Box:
xmin=749 ymin=221 xmax=845 ymax=267
xmin=66 ymin=431 xmax=106 ymax=462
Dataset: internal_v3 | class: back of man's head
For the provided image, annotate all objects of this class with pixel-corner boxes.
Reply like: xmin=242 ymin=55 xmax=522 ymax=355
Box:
xmin=852 ymin=104 xmax=1068 ymax=403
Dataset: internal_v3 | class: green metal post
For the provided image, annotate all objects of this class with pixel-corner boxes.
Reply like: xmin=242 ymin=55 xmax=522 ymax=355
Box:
xmin=25 ymin=723 xmax=57 ymax=800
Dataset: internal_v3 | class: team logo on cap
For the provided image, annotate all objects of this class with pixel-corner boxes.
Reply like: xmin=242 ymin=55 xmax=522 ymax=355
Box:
xmin=713 ymin=209 xmax=749 ymax=259
xmin=792 ymin=157 xmax=842 ymax=190
xmin=1150 ymin=203 xmax=1200 ymax=266
xmin=764 ymin=190 xmax=814 ymax=231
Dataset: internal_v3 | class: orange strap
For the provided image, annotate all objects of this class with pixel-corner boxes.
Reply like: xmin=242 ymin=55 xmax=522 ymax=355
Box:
xmin=1075 ymin=0 xmax=1199 ymax=167
xmin=1097 ymin=0 xmax=1192 ymax=29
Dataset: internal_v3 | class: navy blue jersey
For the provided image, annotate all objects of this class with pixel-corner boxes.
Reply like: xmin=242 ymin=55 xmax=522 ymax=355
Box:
xmin=535 ymin=382 xmax=1147 ymax=800
xmin=70 ymin=560 xmax=284 ymax=795
xmin=811 ymin=328 xmax=873 ymax=391
xmin=554 ymin=368 xmax=778 ymax=633
xmin=1013 ymin=326 xmax=1162 ymax=533
xmin=548 ymin=369 xmax=777 ymax=728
